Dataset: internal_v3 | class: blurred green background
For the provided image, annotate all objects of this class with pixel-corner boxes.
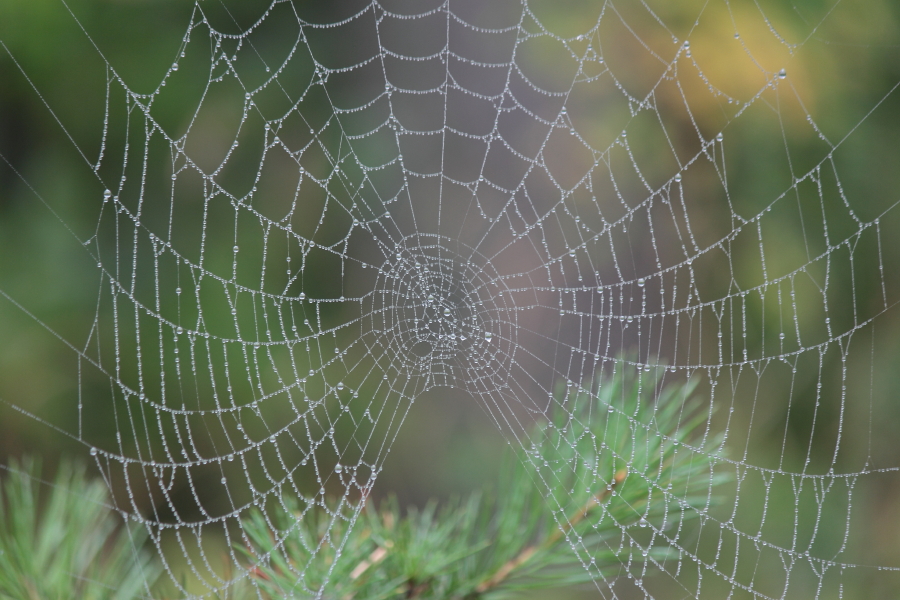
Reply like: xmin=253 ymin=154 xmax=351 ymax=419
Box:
xmin=2 ymin=0 xmax=900 ymax=598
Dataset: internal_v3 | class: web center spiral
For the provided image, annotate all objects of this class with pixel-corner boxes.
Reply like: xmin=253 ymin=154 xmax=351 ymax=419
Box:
xmin=360 ymin=234 xmax=515 ymax=392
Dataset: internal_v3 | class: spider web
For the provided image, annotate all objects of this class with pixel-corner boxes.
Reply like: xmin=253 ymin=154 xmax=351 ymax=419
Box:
xmin=2 ymin=0 xmax=900 ymax=597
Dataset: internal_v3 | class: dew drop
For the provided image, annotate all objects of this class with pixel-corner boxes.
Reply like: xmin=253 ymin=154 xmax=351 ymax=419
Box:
xmin=176 ymin=287 xmax=182 ymax=295
xmin=334 ymin=463 xmax=343 ymax=473
xmin=337 ymin=382 xmax=344 ymax=390
xmin=89 ymin=447 xmax=98 ymax=456
xmin=778 ymin=69 xmax=787 ymax=79
xmin=638 ymin=278 xmax=645 ymax=287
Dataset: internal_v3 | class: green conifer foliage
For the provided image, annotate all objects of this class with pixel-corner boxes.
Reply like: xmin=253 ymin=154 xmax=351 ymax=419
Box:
xmin=239 ymin=365 xmax=727 ymax=599
xmin=0 ymin=458 xmax=160 ymax=600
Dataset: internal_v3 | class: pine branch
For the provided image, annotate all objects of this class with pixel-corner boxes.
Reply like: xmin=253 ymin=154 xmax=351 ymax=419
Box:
xmin=473 ymin=467 xmax=628 ymax=594
xmin=239 ymin=362 xmax=729 ymax=599
xmin=0 ymin=457 xmax=161 ymax=600
xmin=0 ymin=361 xmax=729 ymax=600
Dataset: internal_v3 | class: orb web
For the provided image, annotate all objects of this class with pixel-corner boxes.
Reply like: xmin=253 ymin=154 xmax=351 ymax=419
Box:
xmin=1 ymin=0 xmax=899 ymax=597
